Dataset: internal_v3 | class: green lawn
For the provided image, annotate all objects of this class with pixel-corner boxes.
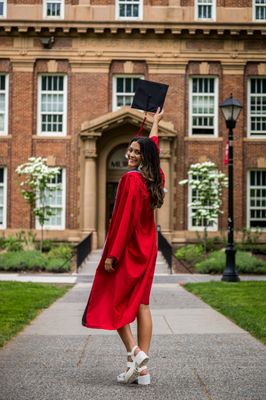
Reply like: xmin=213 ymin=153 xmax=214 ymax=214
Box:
xmin=184 ymin=281 xmax=266 ymax=345
xmin=0 ymin=281 xmax=73 ymax=348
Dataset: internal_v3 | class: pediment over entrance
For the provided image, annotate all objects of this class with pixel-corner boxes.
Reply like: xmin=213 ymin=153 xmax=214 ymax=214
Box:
xmin=80 ymin=107 xmax=176 ymax=138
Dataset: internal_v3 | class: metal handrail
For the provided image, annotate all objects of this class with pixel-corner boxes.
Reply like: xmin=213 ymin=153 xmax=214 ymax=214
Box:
xmin=157 ymin=225 xmax=172 ymax=274
xmin=76 ymin=233 xmax=92 ymax=271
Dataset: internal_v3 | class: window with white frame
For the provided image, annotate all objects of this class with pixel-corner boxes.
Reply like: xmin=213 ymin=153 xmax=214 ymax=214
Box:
xmin=254 ymin=0 xmax=266 ymax=21
xmin=248 ymin=78 xmax=266 ymax=137
xmin=113 ymin=76 xmax=142 ymax=111
xmin=116 ymin=0 xmax=143 ymax=19
xmin=189 ymin=77 xmax=218 ymax=136
xmin=36 ymin=168 xmax=66 ymax=230
xmin=248 ymin=170 xmax=266 ymax=229
xmin=0 ymin=0 xmax=6 ymax=18
xmin=44 ymin=0 xmax=64 ymax=18
xmin=38 ymin=75 xmax=67 ymax=136
xmin=0 ymin=74 xmax=8 ymax=135
xmin=196 ymin=0 xmax=216 ymax=20
xmin=0 ymin=167 xmax=7 ymax=229
xmin=188 ymin=174 xmax=217 ymax=231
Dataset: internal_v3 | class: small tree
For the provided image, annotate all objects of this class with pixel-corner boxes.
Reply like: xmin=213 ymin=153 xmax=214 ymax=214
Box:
xmin=179 ymin=161 xmax=228 ymax=253
xmin=16 ymin=157 xmax=60 ymax=252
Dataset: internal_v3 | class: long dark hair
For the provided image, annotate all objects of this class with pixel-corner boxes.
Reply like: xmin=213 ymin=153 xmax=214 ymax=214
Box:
xmin=129 ymin=137 xmax=165 ymax=209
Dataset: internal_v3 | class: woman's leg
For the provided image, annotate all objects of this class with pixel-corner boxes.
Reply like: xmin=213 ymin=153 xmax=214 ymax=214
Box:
xmin=137 ymin=304 xmax=152 ymax=354
xmin=117 ymin=324 xmax=136 ymax=352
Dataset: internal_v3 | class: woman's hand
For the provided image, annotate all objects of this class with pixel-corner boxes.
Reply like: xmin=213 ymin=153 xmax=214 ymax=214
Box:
xmin=149 ymin=107 xmax=164 ymax=138
xmin=104 ymin=257 xmax=116 ymax=273
xmin=153 ymin=107 xmax=164 ymax=124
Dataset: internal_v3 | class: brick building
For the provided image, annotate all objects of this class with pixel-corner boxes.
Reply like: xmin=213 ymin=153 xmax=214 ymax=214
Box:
xmin=0 ymin=1 xmax=266 ymax=247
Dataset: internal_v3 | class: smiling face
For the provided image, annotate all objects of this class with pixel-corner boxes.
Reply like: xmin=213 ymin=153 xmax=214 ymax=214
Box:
xmin=127 ymin=141 xmax=142 ymax=169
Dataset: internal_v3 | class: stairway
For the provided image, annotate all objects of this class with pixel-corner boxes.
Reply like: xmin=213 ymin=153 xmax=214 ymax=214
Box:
xmin=78 ymin=249 xmax=170 ymax=279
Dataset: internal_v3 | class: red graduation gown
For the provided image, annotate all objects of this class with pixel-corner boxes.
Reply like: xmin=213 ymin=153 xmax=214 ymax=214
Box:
xmin=82 ymin=170 xmax=158 ymax=330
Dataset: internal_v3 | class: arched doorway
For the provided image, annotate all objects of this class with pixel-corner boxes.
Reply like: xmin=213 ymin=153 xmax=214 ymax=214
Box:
xmin=106 ymin=144 xmax=128 ymax=231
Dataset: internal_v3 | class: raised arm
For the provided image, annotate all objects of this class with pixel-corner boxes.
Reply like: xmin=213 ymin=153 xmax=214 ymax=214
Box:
xmin=149 ymin=107 xmax=164 ymax=138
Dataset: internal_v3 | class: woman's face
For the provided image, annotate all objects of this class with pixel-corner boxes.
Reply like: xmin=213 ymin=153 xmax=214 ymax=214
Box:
xmin=127 ymin=141 xmax=142 ymax=169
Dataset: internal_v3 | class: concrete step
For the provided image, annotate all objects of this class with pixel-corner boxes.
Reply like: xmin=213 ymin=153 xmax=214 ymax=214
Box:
xmin=78 ymin=250 xmax=169 ymax=275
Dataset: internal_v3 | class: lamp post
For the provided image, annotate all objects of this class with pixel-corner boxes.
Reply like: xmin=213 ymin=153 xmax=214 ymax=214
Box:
xmin=220 ymin=94 xmax=242 ymax=282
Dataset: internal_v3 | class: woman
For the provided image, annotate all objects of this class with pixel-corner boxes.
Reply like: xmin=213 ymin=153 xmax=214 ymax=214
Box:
xmin=82 ymin=108 xmax=165 ymax=385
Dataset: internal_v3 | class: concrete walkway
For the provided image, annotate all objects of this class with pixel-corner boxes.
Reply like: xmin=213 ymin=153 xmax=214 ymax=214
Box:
xmin=0 ymin=280 xmax=265 ymax=400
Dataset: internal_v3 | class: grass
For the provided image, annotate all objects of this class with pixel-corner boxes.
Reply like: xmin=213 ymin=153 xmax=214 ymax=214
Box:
xmin=184 ymin=281 xmax=266 ymax=345
xmin=0 ymin=281 xmax=73 ymax=348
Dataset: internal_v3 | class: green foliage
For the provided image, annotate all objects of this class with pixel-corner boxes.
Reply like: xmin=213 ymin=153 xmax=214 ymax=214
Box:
xmin=0 ymin=250 xmax=71 ymax=272
xmin=47 ymin=244 xmax=73 ymax=260
xmin=41 ymin=239 xmax=54 ymax=252
xmin=195 ymin=250 xmax=266 ymax=274
xmin=0 ymin=281 xmax=72 ymax=347
xmin=175 ymin=244 xmax=205 ymax=265
xmin=4 ymin=236 xmax=23 ymax=252
xmin=0 ymin=237 xmax=6 ymax=250
xmin=16 ymin=230 xmax=36 ymax=251
xmin=46 ymin=258 xmax=70 ymax=272
xmin=241 ymin=227 xmax=262 ymax=245
xmin=0 ymin=251 xmax=47 ymax=271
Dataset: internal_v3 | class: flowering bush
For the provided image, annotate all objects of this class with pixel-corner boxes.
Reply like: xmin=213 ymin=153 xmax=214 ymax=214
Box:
xmin=179 ymin=161 xmax=228 ymax=251
xmin=16 ymin=157 xmax=60 ymax=251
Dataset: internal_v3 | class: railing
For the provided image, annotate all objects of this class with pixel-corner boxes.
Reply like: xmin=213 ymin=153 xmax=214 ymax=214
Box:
xmin=157 ymin=225 xmax=172 ymax=274
xmin=76 ymin=233 xmax=93 ymax=271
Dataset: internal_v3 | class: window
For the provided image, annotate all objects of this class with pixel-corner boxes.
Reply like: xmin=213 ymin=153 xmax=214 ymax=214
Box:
xmin=248 ymin=171 xmax=266 ymax=229
xmin=44 ymin=0 xmax=64 ymax=19
xmin=116 ymin=0 xmax=143 ymax=20
xmin=254 ymin=0 xmax=266 ymax=21
xmin=196 ymin=0 xmax=216 ymax=20
xmin=0 ymin=167 xmax=7 ymax=229
xmin=36 ymin=169 xmax=66 ymax=230
xmin=113 ymin=76 xmax=142 ymax=111
xmin=0 ymin=0 xmax=6 ymax=18
xmin=0 ymin=74 xmax=8 ymax=135
xmin=188 ymin=174 xmax=217 ymax=231
xmin=38 ymin=75 xmax=67 ymax=136
xmin=189 ymin=77 xmax=218 ymax=136
xmin=248 ymin=78 xmax=266 ymax=137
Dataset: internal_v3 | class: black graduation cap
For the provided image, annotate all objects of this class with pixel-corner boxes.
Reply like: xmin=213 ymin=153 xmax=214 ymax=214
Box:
xmin=131 ymin=79 xmax=169 ymax=113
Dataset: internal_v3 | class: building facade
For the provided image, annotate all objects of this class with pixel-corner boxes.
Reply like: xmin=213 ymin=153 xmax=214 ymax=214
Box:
xmin=0 ymin=1 xmax=266 ymax=247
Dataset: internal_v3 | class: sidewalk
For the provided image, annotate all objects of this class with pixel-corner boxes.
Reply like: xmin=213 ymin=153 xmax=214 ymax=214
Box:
xmin=0 ymin=281 xmax=265 ymax=400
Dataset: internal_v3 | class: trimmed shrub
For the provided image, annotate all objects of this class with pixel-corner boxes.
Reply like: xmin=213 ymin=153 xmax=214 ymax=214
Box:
xmin=4 ymin=236 xmax=23 ymax=252
xmin=175 ymin=245 xmax=205 ymax=265
xmin=195 ymin=250 xmax=266 ymax=274
xmin=47 ymin=244 xmax=73 ymax=260
xmin=46 ymin=258 xmax=70 ymax=273
xmin=0 ymin=251 xmax=47 ymax=272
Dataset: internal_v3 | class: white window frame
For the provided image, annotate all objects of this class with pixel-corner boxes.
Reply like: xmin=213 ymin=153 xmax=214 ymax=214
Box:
xmin=188 ymin=179 xmax=218 ymax=232
xmin=253 ymin=0 xmax=266 ymax=22
xmin=116 ymin=0 xmax=143 ymax=20
xmin=0 ymin=0 xmax=7 ymax=18
xmin=247 ymin=170 xmax=266 ymax=230
xmin=195 ymin=0 xmax=216 ymax=21
xmin=36 ymin=168 xmax=66 ymax=230
xmin=0 ymin=74 xmax=9 ymax=135
xmin=37 ymin=74 xmax=67 ymax=136
xmin=0 ymin=167 xmax=7 ymax=229
xmin=247 ymin=77 xmax=266 ymax=138
xmin=43 ymin=0 xmax=64 ymax=19
xmin=112 ymin=75 xmax=143 ymax=111
xmin=189 ymin=76 xmax=218 ymax=137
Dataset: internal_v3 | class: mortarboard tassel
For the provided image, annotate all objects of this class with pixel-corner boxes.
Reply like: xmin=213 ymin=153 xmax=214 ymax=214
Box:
xmin=136 ymin=114 xmax=147 ymax=136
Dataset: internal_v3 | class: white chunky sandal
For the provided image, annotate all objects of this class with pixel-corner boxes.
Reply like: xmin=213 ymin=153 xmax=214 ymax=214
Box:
xmin=117 ymin=346 xmax=149 ymax=385
xmin=117 ymin=365 xmax=151 ymax=385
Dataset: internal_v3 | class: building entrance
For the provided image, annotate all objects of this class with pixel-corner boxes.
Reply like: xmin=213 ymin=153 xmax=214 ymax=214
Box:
xmin=106 ymin=144 xmax=128 ymax=232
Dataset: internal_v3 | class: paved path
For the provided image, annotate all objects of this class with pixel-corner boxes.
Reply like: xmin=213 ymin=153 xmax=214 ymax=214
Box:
xmin=0 ymin=281 xmax=265 ymax=400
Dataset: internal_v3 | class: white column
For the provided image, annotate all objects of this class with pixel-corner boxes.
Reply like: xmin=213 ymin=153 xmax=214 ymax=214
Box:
xmin=157 ymin=138 xmax=171 ymax=235
xmin=83 ymin=137 xmax=97 ymax=247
